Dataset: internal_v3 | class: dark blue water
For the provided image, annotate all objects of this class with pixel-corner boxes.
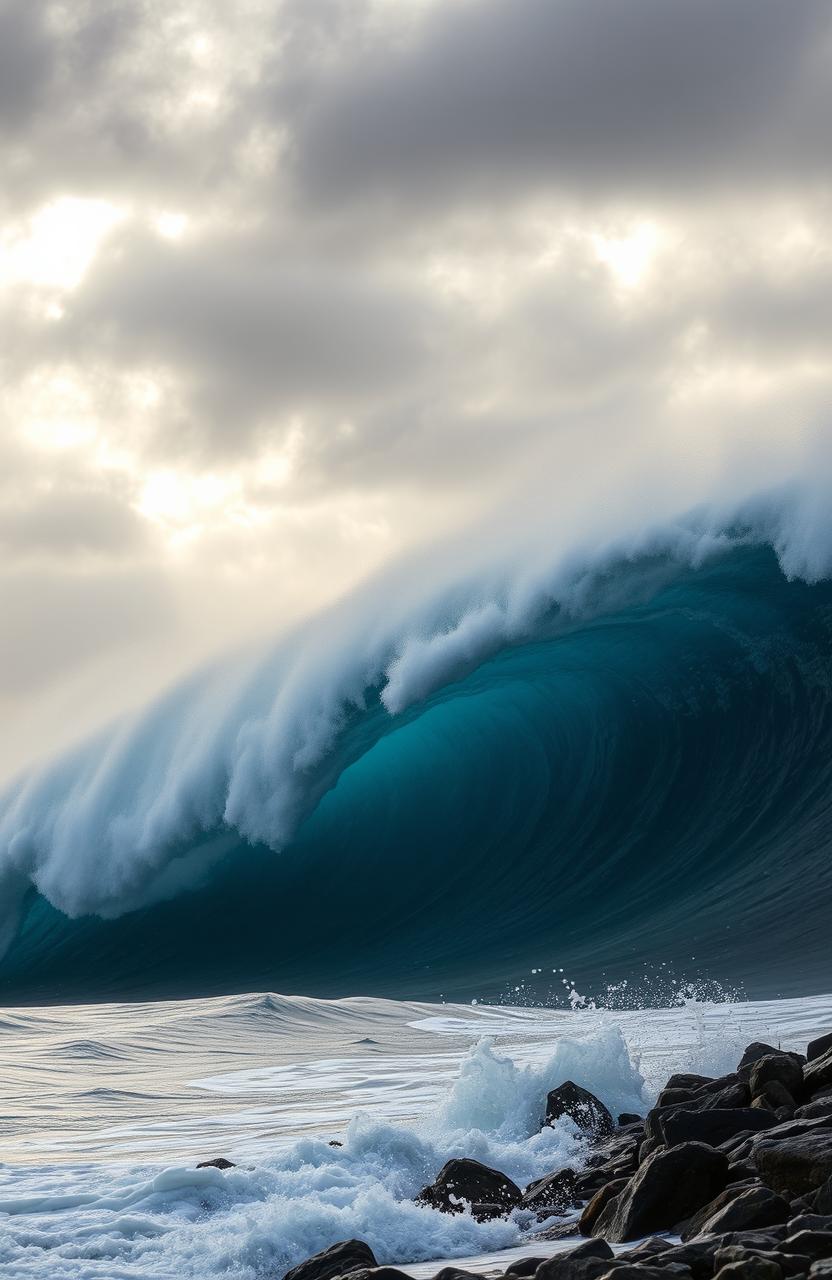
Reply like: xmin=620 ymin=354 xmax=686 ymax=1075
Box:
xmin=3 ymin=544 xmax=832 ymax=1004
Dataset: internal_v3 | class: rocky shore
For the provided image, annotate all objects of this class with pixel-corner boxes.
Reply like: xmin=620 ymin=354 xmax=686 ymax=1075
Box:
xmin=273 ymin=1031 xmax=832 ymax=1280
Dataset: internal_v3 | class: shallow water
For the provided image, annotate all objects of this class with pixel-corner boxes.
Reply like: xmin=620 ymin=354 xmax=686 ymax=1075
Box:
xmin=1 ymin=989 xmax=831 ymax=1279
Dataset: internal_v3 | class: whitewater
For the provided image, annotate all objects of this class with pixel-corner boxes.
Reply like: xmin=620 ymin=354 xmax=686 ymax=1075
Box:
xmin=1 ymin=988 xmax=831 ymax=1280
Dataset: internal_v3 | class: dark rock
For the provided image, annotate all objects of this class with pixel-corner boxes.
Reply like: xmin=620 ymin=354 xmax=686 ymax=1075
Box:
xmin=533 ymin=1220 xmax=582 ymax=1241
xmin=777 ymin=1232 xmax=832 ymax=1261
xmin=663 ymin=1108 xmax=779 ymax=1148
xmin=714 ymin=1248 xmax=805 ymax=1278
xmin=741 ymin=1046 xmax=783 ymax=1071
xmin=751 ymin=1058 xmax=805 ymax=1101
xmin=348 ymin=1270 xmax=411 ymax=1280
xmin=670 ymin=1075 xmax=718 ymax=1092
xmin=683 ymin=1187 xmax=791 ymax=1240
xmin=196 ymin=1156 xmax=236 ymax=1169
xmin=569 ymin=1240 xmax=616 ymax=1261
xmin=596 ymin=1267 xmax=691 ymax=1280
xmin=619 ymin=1237 xmax=674 ymax=1260
xmin=708 ymin=1083 xmax=755 ymax=1112
xmin=815 ymin=1177 xmax=832 ymax=1215
xmin=416 ymin=1159 xmax=521 ymax=1215
xmin=432 ymin=1269 xmax=481 ymax=1280
xmin=618 ymin=1114 xmax=642 ymax=1127
xmin=812 ymin=1263 xmax=832 ymax=1278
xmin=522 ymin=1169 xmax=579 ymax=1212
xmin=534 ymin=1253 xmax=621 ymax=1280
xmin=505 ymin=1259 xmax=546 ymax=1277
xmin=789 ymin=1218 xmax=832 ymax=1235
xmin=659 ymin=1089 xmax=700 ymax=1108
xmin=728 ymin=1166 xmax=762 ymax=1184
xmin=469 ymin=1202 xmax=513 ymax=1221
xmin=756 ymin=1133 xmax=832 ymax=1198
xmin=579 ymin=1179 xmax=628 ymax=1235
xmin=706 ymin=1254 xmax=778 ymax=1274
xmin=662 ymin=1243 xmax=722 ymax=1280
xmin=284 ymin=1240 xmax=377 ymax=1280
xmin=716 ymin=1232 xmax=788 ymax=1249
xmin=592 ymin=1141 xmax=729 ymax=1242
xmin=328 ymin=1140 xmax=343 ymax=1148
xmin=804 ymin=1052 xmax=832 ymax=1100
xmin=808 ymin=1037 xmax=832 ymax=1065
xmin=545 ymin=1082 xmax=614 ymax=1138
xmin=797 ymin=1105 xmax=832 ymax=1123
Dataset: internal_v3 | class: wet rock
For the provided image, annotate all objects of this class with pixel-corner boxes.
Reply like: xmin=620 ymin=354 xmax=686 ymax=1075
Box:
xmin=811 ymin=1264 xmax=832 ymax=1278
xmin=797 ymin=1103 xmax=832 ymax=1123
xmin=669 ymin=1075 xmax=718 ymax=1092
xmin=545 ymin=1083 xmax=614 ymax=1138
xmin=569 ymin=1240 xmax=616 ymax=1261
xmin=808 ymin=1037 xmax=832 ymax=1065
xmin=596 ymin=1266 xmax=692 ymax=1280
xmin=662 ymin=1108 xmax=779 ymax=1148
xmin=618 ymin=1114 xmax=642 ymax=1127
xmin=740 ymin=1046 xmax=782 ymax=1071
xmin=533 ymin=1220 xmax=582 ymax=1241
xmin=803 ymin=1051 xmax=832 ymax=1100
xmin=196 ymin=1156 xmax=236 ymax=1169
xmin=619 ymin=1237 xmax=674 ymax=1260
xmin=756 ymin=1133 xmax=832 ymax=1197
xmin=683 ymin=1187 xmax=791 ymax=1240
xmin=712 ymin=1258 xmax=782 ymax=1280
xmin=579 ymin=1179 xmax=629 ymax=1235
xmin=755 ymin=1084 xmax=796 ymax=1115
xmin=284 ymin=1240 xmax=377 ymax=1280
xmin=662 ymin=1243 xmax=722 ymax=1280
xmin=659 ymin=1088 xmax=700 ymax=1108
xmin=789 ymin=1216 xmax=832 ymax=1234
xmin=432 ymin=1269 xmax=481 ymax=1280
xmin=349 ymin=1270 xmax=412 ymax=1280
xmin=777 ymin=1231 xmax=832 ymax=1260
xmin=534 ymin=1253 xmax=621 ymax=1280
xmin=592 ymin=1141 xmax=729 ymax=1242
xmin=751 ymin=1058 xmax=805 ymax=1101
xmin=522 ymin=1169 xmax=580 ymax=1212
xmin=505 ymin=1258 xmax=546 ymax=1277
xmin=416 ymin=1158 xmax=521 ymax=1215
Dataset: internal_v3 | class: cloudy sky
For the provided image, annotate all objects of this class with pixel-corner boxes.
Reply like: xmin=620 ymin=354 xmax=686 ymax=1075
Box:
xmin=2 ymin=0 xmax=831 ymax=775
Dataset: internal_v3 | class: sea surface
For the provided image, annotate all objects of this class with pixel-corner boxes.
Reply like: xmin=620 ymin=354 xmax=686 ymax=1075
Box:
xmin=2 ymin=989 xmax=832 ymax=1280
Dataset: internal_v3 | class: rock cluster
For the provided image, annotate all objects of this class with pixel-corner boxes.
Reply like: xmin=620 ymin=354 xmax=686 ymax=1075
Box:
xmin=279 ymin=1038 xmax=832 ymax=1280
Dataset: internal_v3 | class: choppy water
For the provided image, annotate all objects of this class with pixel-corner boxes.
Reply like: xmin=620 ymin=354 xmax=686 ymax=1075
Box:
xmin=1 ymin=989 xmax=831 ymax=1279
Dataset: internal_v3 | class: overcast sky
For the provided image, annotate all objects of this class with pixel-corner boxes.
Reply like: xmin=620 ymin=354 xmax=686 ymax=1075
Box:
xmin=2 ymin=0 xmax=831 ymax=775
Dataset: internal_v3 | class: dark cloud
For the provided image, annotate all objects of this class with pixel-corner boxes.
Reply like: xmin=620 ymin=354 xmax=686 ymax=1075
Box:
xmin=288 ymin=0 xmax=832 ymax=211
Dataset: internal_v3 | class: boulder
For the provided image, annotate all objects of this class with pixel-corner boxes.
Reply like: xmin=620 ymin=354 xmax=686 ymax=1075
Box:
xmin=662 ymin=1108 xmax=778 ymax=1148
xmin=522 ymin=1169 xmax=579 ymax=1212
xmin=596 ymin=1267 xmax=692 ymax=1280
xmin=804 ymin=1050 xmax=832 ymax=1099
xmin=797 ymin=1102 xmax=832 ymax=1122
xmin=808 ymin=1036 xmax=832 ymax=1065
xmin=534 ymin=1254 xmax=621 ymax=1280
xmin=569 ymin=1240 xmax=616 ymax=1261
xmin=618 ymin=1114 xmax=642 ymax=1127
xmin=740 ymin=1045 xmax=782 ymax=1071
xmin=661 ymin=1243 xmax=723 ymax=1280
xmin=712 ymin=1259 xmax=782 ymax=1280
xmin=777 ymin=1230 xmax=832 ymax=1260
xmin=750 ymin=1057 xmax=805 ymax=1101
xmin=416 ymin=1159 xmax=521 ymax=1215
xmin=505 ymin=1259 xmax=545 ymax=1277
xmin=592 ymin=1141 xmax=729 ymax=1242
xmin=545 ymin=1083 xmax=614 ymax=1138
xmin=669 ymin=1074 xmax=718 ymax=1092
xmin=579 ymin=1179 xmax=629 ymax=1235
xmin=196 ymin=1156 xmax=236 ymax=1169
xmin=682 ymin=1187 xmax=791 ymax=1240
xmin=284 ymin=1240 xmax=378 ymax=1280
xmin=756 ymin=1132 xmax=832 ymax=1197
xmin=754 ymin=1083 xmax=796 ymax=1114
xmin=811 ymin=1264 xmax=832 ymax=1279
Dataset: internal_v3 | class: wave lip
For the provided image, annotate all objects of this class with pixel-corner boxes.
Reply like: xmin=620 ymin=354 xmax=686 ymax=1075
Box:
xmin=3 ymin=486 xmax=832 ymax=1002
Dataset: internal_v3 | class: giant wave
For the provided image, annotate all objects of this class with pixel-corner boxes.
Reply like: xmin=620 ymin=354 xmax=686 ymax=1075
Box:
xmin=2 ymin=483 xmax=832 ymax=1002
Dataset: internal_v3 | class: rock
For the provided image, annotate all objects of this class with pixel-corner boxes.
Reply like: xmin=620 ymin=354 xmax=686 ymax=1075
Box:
xmin=682 ymin=1187 xmax=791 ymax=1240
xmin=662 ymin=1243 xmax=722 ymax=1280
xmin=416 ymin=1159 xmax=521 ymax=1215
xmin=808 ymin=1037 xmax=832 ymax=1065
xmin=756 ymin=1133 xmax=832 ymax=1197
xmin=522 ymin=1169 xmax=579 ymax=1211
xmin=662 ymin=1108 xmax=779 ymax=1148
xmin=659 ymin=1088 xmax=700 ymax=1108
xmin=618 ymin=1114 xmax=641 ymax=1127
xmin=669 ymin=1075 xmax=718 ymax=1092
xmin=329 ymin=1140 xmax=343 ymax=1147
xmin=534 ymin=1254 xmax=621 ymax=1280
xmin=815 ymin=1177 xmax=832 ymax=1215
xmin=811 ymin=1264 xmax=832 ymax=1278
xmin=755 ymin=1084 xmax=796 ymax=1114
xmin=569 ymin=1240 xmax=616 ymax=1261
xmin=284 ymin=1240 xmax=378 ymax=1280
xmin=741 ymin=1045 xmax=782 ymax=1071
xmin=196 ymin=1156 xmax=236 ymax=1169
xmin=777 ymin=1231 xmax=832 ymax=1260
xmin=712 ymin=1259 xmax=783 ymax=1280
xmin=620 ymin=1238 xmax=674 ymax=1260
xmin=592 ymin=1141 xmax=729 ymax=1242
xmin=470 ymin=1202 xmax=512 ymax=1221
xmin=505 ymin=1259 xmax=546 ymax=1277
xmin=545 ymin=1083 xmax=614 ymax=1138
xmin=715 ymin=1248 xmax=805 ymax=1279
xmin=789 ymin=1216 xmax=832 ymax=1234
xmin=708 ymin=1083 xmax=755 ymax=1111
xmin=803 ymin=1051 xmax=832 ymax=1099
xmin=348 ymin=1270 xmax=411 ymax=1280
xmin=751 ymin=1058 xmax=805 ymax=1101
xmin=797 ymin=1103 xmax=832 ymax=1123
xmin=579 ymin=1179 xmax=629 ymax=1235
xmin=433 ymin=1269 xmax=481 ymax=1280
xmin=533 ymin=1220 xmax=582 ymax=1241
xmin=596 ymin=1267 xmax=692 ymax=1280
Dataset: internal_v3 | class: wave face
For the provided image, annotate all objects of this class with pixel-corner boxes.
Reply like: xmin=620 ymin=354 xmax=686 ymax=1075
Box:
xmin=2 ymin=490 xmax=832 ymax=1003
